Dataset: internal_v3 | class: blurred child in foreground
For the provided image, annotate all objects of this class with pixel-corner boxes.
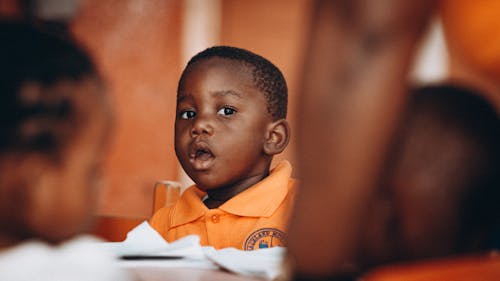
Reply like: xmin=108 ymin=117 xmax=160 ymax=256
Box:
xmin=287 ymin=0 xmax=499 ymax=279
xmin=0 ymin=21 xmax=131 ymax=280
xmin=290 ymin=83 xmax=500 ymax=281
xmin=362 ymin=84 xmax=499 ymax=267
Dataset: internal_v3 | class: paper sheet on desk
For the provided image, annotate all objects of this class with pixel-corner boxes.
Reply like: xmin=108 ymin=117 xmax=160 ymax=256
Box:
xmin=102 ymin=221 xmax=286 ymax=279
xmin=101 ymin=221 xmax=205 ymax=259
xmin=203 ymin=246 xmax=286 ymax=280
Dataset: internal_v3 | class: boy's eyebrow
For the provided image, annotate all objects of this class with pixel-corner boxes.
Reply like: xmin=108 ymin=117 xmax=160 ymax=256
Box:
xmin=177 ymin=90 xmax=242 ymax=102
xmin=211 ymin=90 xmax=242 ymax=99
xmin=177 ymin=94 xmax=189 ymax=102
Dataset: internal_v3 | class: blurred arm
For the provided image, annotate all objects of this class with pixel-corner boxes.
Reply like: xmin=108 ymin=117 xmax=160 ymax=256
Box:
xmin=288 ymin=0 xmax=434 ymax=277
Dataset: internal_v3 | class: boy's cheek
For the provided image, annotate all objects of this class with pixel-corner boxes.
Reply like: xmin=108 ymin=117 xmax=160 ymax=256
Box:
xmin=174 ymin=146 xmax=186 ymax=161
xmin=174 ymin=126 xmax=193 ymax=140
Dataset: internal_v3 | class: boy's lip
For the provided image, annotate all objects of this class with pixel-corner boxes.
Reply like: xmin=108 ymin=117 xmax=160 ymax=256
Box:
xmin=188 ymin=141 xmax=215 ymax=170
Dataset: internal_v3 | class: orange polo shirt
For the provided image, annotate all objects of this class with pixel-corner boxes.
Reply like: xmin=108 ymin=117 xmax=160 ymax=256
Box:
xmin=150 ymin=160 xmax=296 ymax=250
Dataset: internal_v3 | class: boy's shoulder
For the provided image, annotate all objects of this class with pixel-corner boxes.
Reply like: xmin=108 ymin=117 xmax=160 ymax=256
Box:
xmin=150 ymin=186 xmax=206 ymax=229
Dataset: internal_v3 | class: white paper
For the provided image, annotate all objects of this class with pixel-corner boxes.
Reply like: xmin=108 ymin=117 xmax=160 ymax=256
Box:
xmin=0 ymin=236 xmax=133 ymax=281
xmin=203 ymin=246 xmax=286 ymax=280
xmin=101 ymin=221 xmax=169 ymax=256
xmin=99 ymin=222 xmax=286 ymax=279
xmin=101 ymin=221 xmax=204 ymax=259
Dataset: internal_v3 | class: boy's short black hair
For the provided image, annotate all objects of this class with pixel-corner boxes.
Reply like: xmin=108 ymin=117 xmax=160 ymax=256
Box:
xmin=0 ymin=20 xmax=99 ymax=156
xmin=407 ymin=84 xmax=500 ymax=250
xmin=179 ymin=46 xmax=288 ymax=120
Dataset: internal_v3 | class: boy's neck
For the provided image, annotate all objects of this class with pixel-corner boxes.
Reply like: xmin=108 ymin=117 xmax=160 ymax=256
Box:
xmin=204 ymin=171 xmax=270 ymax=209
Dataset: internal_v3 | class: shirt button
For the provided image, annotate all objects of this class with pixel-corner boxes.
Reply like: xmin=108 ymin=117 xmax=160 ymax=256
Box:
xmin=211 ymin=214 xmax=220 ymax=223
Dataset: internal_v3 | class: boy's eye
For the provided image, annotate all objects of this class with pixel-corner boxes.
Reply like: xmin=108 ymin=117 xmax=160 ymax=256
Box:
xmin=180 ymin=110 xmax=196 ymax=119
xmin=217 ymin=107 xmax=236 ymax=116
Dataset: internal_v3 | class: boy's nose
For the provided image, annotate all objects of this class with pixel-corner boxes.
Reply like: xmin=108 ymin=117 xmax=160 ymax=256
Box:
xmin=190 ymin=117 xmax=214 ymax=137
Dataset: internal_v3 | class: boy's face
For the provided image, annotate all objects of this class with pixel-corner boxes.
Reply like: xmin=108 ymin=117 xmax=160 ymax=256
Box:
xmin=175 ymin=58 xmax=273 ymax=191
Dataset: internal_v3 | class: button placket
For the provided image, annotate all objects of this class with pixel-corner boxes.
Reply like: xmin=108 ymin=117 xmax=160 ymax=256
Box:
xmin=205 ymin=210 xmax=222 ymax=224
xmin=211 ymin=214 xmax=220 ymax=223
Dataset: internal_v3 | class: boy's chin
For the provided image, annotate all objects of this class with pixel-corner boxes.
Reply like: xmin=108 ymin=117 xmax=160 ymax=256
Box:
xmin=187 ymin=175 xmax=218 ymax=191
xmin=193 ymin=177 xmax=234 ymax=193
xmin=194 ymin=183 xmax=220 ymax=192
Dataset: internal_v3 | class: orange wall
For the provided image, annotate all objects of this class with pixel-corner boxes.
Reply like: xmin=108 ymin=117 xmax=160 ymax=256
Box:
xmin=220 ymin=0 xmax=313 ymax=174
xmin=71 ymin=0 xmax=182 ymax=217
xmin=440 ymin=0 xmax=500 ymax=109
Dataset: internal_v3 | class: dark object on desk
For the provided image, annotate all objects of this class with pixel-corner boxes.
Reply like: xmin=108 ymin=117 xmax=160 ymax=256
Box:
xmin=120 ymin=255 xmax=183 ymax=260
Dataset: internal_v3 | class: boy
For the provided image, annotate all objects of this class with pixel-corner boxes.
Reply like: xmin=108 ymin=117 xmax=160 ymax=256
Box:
xmin=150 ymin=46 xmax=294 ymax=250
xmin=0 ymin=21 xmax=130 ymax=280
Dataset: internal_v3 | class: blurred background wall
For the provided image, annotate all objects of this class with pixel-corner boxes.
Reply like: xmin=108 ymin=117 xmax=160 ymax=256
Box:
xmin=71 ymin=1 xmax=182 ymax=218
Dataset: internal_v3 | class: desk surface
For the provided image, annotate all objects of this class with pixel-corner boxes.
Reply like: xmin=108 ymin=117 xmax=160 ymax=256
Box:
xmin=128 ymin=267 xmax=262 ymax=281
xmin=120 ymin=258 xmax=265 ymax=281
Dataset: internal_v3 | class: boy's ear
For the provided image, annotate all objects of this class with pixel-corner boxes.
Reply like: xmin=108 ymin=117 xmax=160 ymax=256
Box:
xmin=263 ymin=119 xmax=291 ymax=156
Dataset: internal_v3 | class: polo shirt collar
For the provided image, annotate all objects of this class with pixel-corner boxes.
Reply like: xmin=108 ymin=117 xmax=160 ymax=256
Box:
xmin=170 ymin=187 xmax=207 ymax=228
xmin=170 ymin=160 xmax=293 ymax=227
xmin=219 ymin=160 xmax=292 ymax=217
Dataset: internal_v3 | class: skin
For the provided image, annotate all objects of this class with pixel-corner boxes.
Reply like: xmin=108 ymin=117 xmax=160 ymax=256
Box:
xmin=287 ymin=0 xmax=434 ymax=277
xmin=0 ymin=77 xmax=111 ymax=247
xmin=175 ymin=57 xmax=290 ymax=209
xmin=361 ymin=114 xmax=474 ymax=265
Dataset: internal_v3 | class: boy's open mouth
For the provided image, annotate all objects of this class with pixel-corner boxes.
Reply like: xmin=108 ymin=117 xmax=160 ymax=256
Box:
xmin=194 ymin=148 xmax=213 ymax=160
xmin=188 ymin=143 xmax=215 ymax=170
